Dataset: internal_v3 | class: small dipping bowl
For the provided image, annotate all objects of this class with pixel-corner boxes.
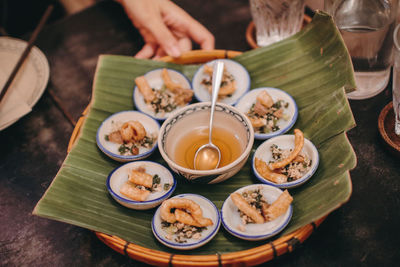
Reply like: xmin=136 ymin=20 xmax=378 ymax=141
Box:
xmin=235 ymin=87 xmax=298 ymax=140
xmin=192 ymin=59 xmax=250 ymax=106
xmin=133 ymin=68 xmax=192 ymax=121
xmin=152 ymin=193 xmax=221 ymax=250
xmin=96 ymin=111 xmax=160 ymax=162
xmin=252 ymin=133 xmax=319 ymax=188
xmin=107 ymin=161 xmax=176 ymax=210
xmin=158 ymin=102 xmax=254 ymax=184
xmin=221 ymin=184 xmax=292 ymax=241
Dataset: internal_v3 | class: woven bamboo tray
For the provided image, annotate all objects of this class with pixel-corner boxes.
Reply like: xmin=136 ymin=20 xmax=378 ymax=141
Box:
xmin=68 ymin=50 xmax=328 ymax=267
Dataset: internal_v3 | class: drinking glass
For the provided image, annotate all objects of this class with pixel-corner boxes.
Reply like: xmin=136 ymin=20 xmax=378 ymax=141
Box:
xmin=249 ymin=0 xmax=305 ymax=47
xmin=325 ymin=0 xmax=399 ymax=100
xmin=392 ymin=24 xmax=400 ymax=135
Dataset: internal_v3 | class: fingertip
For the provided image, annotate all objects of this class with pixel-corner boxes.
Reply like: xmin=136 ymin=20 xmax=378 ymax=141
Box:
xmin=200 ymin=34 xmax=215 ymax=50
xmin=165 ymin=45 xmax=181 ymax=58
xmin=152 ymin=47 xmax=167 ymax=60
xmin=134 ymin=53 xmax=148 ymax=59
xmin=146 ymin=20 xmax=181 ymax=58
xmin=134 ymin=43 xmax=157 ymax=59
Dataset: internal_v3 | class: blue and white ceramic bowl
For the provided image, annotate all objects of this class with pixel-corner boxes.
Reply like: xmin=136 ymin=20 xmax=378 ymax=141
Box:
xmin=191 ymin=59 xmax=250 ymax=105
xmin=133 ymin=68 xmax=192 ymax=121
xmin=96 ymin=110 xmax=160 ymax=162
xmin=221 ymin=184 xmax=292 ymax=241
xmin=107 ymin=161 xmax=176 ymax=210
xmin=152 ymin=193 xmax=221 ymax=250
xmin=235 ymin=87 xmax=298 ymax=140
xmin=252 ymin=133 xmax=319 ymax=188
xmin=158 ymin=102 xmax=254 ymax=184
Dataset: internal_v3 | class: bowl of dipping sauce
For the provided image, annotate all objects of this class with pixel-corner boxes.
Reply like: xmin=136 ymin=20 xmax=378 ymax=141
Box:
xmin=158 ymin=102 xmax=254 ymax=184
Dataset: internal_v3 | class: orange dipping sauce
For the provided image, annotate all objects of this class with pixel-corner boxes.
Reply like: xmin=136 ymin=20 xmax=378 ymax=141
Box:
xmin=173 ymin=127 xmax=242 ymax=169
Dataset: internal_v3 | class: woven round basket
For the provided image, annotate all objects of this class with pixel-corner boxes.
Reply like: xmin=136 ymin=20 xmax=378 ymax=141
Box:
xmin=378 ymin=101 xmax=400 ymax=157
xmin=68 ymin=49 xmax=327 ymax=267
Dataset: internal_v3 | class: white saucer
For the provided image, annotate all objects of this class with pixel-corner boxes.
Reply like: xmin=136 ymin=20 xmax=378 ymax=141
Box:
xmin=152 ymin=193 xmax=221 ymax=250
xmin=0 ymin=37 xmax=50 ymax=130
xmin=96 ymin=110 xmax=160 ymax=162
xmin=252 ymin=133 xmax=319 ymax=188
xmin=235 ymin=87 xmax=298 ymax=140
xmin=107 ymin=161 xmax=176 ymax=210
xmin=191 ymin=59 xmax=250 ymax=105
xmin=221 ymin=184 xmax=292 ymax=241
xmin=133 ymin=68 xmax=192 ymax=121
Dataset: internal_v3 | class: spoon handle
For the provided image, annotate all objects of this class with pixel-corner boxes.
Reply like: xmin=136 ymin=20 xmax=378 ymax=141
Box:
xmin=209 ymin=61 xmax=224 ymax=143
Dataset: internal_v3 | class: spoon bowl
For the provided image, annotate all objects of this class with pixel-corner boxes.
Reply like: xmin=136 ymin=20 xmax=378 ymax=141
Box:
xmin=194 ymin=143 xmax=221 ymax=170
xmin=194 ymin=61 xmax=224 ymax=170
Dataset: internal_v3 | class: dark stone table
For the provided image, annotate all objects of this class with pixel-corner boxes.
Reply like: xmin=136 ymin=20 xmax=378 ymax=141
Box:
xmin=1 ymin=1 xmax=399 ymax=266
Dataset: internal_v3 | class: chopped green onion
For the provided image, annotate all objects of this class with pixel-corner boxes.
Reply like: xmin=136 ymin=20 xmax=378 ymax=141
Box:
xmin=163 ymin=183 xmax=171 ymax=191
xmin=118 ymin=145 xmax=129 ymax=154
xmin=153 ymin=174 xmax=161 ymax=184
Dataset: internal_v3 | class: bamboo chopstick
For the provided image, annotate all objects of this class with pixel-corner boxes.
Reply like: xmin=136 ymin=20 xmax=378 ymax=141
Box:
xmin=0 ymin=5 xmax=53 ymax=104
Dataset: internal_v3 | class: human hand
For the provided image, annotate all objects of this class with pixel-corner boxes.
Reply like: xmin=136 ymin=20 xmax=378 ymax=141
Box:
xmin=117 ymin=0 xmax=215 ymax=59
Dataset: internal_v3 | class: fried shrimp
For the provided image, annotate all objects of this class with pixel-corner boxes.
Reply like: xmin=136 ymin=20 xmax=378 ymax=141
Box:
xmin=120 ymin=121 xmax=146 ymax=142
xmin=194 ymin=216 xmax=213 ymax=227
xmin=129 ymin=169 xmax=153 ymax=188
xmin=231 ymin=193 xmax=265 ymax=224
xmin=120 ymin=182 xmax=150 ymax=201
xmin=217 ymin=80 xmax=236 ymax=96
xmin=203 ymin=65 xmax=214 ymax=75
xmin=161 ymin=68 xmax=184 ymax=93
xmin=174 ymin=209 xmax=203 ymax=227
xmin=257 ymin=90 xmax=274 ymax=108
xmin=135 ymin=76 xmax=156 ymax=102
xmin=269 ymin=129 xmax=304 ymax=170
xmin=203 ymin=65 xmax=236 ymax=97
xmin=253 ymin=100 xmax=269 ymax=116
xmin=160 ymin=198 xmax=213 ymax=226
xmin=249 ymin=116 xmax=266 ymax=128
xmin=108 ymin=131 xmax=124 ymax=144
xmin=254 ymin=157 xmax=287 ymax=184
xmin=262 ymin=190 xmax=293 ymax=221
xmin=174 ymin=89 xmax=193 ymax=105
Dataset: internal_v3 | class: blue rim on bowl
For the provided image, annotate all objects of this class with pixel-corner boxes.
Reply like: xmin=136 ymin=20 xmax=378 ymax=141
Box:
xmin=221 ymin=184 xmax=292 ymax=241
xmin=235 ymin=87 xmax=298 ymax=140
xmin=151 ymin=193 xmax=221 ymax=250
xmin=133 ymin=68 xmax=192 ymax=121
xmin=107 ymin=161 xmax=176 ymax=210
xmin=191 ymin=59 xmax=250 ymax=106
xmin=96 ymin=110 xmax=160 ymax=162
xmin=252 ymin=133 xmax=319 ymax=189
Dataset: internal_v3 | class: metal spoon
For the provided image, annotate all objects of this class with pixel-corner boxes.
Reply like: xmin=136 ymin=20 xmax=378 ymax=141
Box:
xmin=194 ymin=60 xmax=224 ymax=170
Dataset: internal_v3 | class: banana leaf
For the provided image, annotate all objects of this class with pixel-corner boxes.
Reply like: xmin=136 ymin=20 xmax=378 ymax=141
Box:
xmin=34 ymin=11 xmax=357 ymax=254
